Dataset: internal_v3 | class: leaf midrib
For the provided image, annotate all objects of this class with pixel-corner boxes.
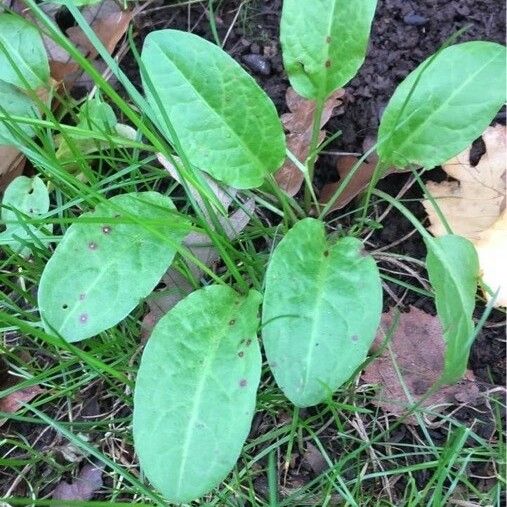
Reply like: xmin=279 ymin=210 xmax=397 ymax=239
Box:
xmin=384 ymin=47 xmax=502 ymax=164
xmin=149 ymin=38 xmax=270 ymax=174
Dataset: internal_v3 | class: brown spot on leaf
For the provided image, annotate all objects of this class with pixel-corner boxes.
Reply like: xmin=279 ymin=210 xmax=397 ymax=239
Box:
xmin=239 ymin=379 xmax=247 ymax=388
xmin=102 ymin=226 xmax=111 ymax=234
xmin=325 ymin=59 xmax=331 ymax=68
xmin=79 ymin=293 xmax=86 ymax=300
xmin=245 ymin=339 xmax=252 ymax=347
xmin=323 ymin=250 xmax=329 ymax=257
xmin=326 ymin=36 xmax=331 ymax=43
xmin=79 ymin=313 xmax=88 ymax=324
xmin=238 ymin=351 xmax=244 ymax=358
xmin=229 ymin=319 xmax=236 ymax=326
xmin=351 ymin=335 xmax=359 ymax=342
xmin=88 ymin=242 xmax=97 ymax=250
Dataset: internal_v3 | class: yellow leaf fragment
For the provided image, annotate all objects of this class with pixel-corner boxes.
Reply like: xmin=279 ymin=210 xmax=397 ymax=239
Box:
xmin=424 ymin=124 xmax=506 ymax=241
xmin=474 ymin=210 xmax=507 ymax=307
xmin=424 ymin=124 xmax=507 ymax=307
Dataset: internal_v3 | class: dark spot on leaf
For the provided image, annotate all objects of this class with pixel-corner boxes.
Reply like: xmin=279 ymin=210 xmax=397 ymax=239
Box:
xmin=245 ymin=339 xmax=252 ymax=346
xmin=326 ymin=36 xmax=331 ymax=43
xmin=88 ymin=241 xmax=97 ymax=250
xmin=102 ymin=226 xmax=111 ymax=234
xmin=114 ymin=214 xmax=121 ymax=218
xmin=325 ymin=59 xmax=331 ymax=68
xmin=79 ymin=293 xmax=86 ymax=300
xmin=315 ymin=342 xmax=319 ymax=347
xmin=351 ymin=335 xmax=359 ymax=342
xmin=229 ymin=319 xmax=236 ymax=326
xmin=29 ymin=208 xmax=33 ymax=213
xmin=79 ymin=313 xmax=88 ymax=324
xmin=238 ymin=351 xmax=244 ymax=358
xmin=239 ymin=379 xmax=247 ymax=388
xmin=323 ymin=250 xmax=329 ymax=257
xmin=62 ymin=304 xmax=68 ymax=310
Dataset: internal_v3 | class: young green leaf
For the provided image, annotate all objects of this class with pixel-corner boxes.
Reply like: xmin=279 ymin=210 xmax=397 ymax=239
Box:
xmin=425 ymin=235 xmax=479 ymax=383
xmin=0 ymin=175 xmax=51 ymax=257
xmin=0 ymin=13 xmax=50 ymax=90
xmin=280 ymin=0 xmax=377 ymax=100
xmin=378 ymin=41 xmax=506 ymax=169
xmin=38 ymin=192 xmax=190 ymax=343
xmin=133 ymin=286 xmax=262 ymax=503
xmin=262 ymin=218 xmax=382 ymax=407
xmin=141 ymin=29 xmax=285 ymax=189
xmin=0 ymin=81 xmax=39 ymax=145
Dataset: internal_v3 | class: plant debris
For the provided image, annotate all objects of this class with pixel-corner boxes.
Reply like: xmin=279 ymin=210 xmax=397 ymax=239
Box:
xmin=361 ymin=306 xmax=480 ymax=423
xmin=275 ymin=87 xmax=345 ymax=196
xmin=52 ymin=463 xmax=104 ymax=502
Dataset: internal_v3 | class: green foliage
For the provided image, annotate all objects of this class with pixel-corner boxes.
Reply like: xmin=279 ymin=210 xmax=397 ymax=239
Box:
xmin=262 ymin=218 xmax=382 ymax=407
xmin=378 ymin=41 xmax=506 ymax=168
xmin=425 ymin=235 xmax=479 ymax=383
xmin=280 ymin=0 xmax=377 ymax=100
xmin=0 ymin=81 xmax=38 ymax=145
xmin=141 ymin=29 xmax=286 ymax=189
xmin=0 ymin=175 xmax=51 ymax=257
xmin=0 ymin=13 xmax=49 ymax=90
xmin=133 ymin=286 xmax=262 ymax=503
xmin=38 ymin=192 xmax=190 ymax=343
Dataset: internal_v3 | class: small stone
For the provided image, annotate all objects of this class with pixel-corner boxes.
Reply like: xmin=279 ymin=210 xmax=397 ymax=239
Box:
xmin=403 ymin=13 xmax=428 ymax=26
xmin=250 ymin=42 xmax=260 ymax=54
xmin=242 ymin=54 xmax=271 ymax=76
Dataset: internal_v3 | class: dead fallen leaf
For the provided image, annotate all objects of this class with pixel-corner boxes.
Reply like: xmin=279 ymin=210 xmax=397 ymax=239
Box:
xmin=424 ymin=124 xmax=506 ymax=241
xmin=0 ymin=146 xmax=26 ymax=191
xmin=52 ymin=463 xmax=103 ymax=502
xmin=274 ymin=87 xmax=345 ymax=196
xmin=0 ymin=356 xmax=43 ymax=425
xmin=319 ymin=137 xmax=403 ymax=213
xmin=361 ymin=306 xmax=480 ymax=423
xmin=474 ymin=209 xmax=507 ymax=307
xmin=423 ymin=124 xmax=506 ymax=306
xmin=42 ymin=0 xmax=132 ymax=87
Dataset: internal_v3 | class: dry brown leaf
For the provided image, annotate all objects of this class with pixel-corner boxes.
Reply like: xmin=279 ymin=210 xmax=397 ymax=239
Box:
xmin=361 ymin=306 xmax=480 ymax=423
xmin=0 ymin=356 xmax=43 ymax=425
xmin=423 ymin=124 xmax=506 ymax=306
xmin=424 ymin=124 xmax=506 ymax=241
xmin=0 ymin=146 xmax=26 ymax=191
xmin=319 ymin=137 xmax=403 ymax=213
xmin=42 ymin=0 xmax=132 ymax=86
xmin=52 ymin=463 xmax=104 ymax=502
xmin=274 ymin=87 xmax=345 ymax=196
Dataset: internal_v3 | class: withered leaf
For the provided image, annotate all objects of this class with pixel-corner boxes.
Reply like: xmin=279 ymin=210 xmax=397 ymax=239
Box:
xmin=361 ymin=306 xmax=479 ymax=423
xmin=275 ymin=87 xmax=345 ymax=196
xmin=423 ymin=124 xmax=506 ymax=306
xmin=52 ymin=463 xmax=104 ymax=502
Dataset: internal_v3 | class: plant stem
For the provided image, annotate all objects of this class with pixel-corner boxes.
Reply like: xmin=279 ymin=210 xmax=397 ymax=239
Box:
xmin=304 ymin=98 xmax=325 ymax=211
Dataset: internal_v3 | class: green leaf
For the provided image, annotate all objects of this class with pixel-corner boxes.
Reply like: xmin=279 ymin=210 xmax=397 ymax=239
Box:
xmin=0 ymin=13 xmax=50 ymax=90
xmin=425 ymin=235 xmax=479 ymax=383
xmin=141 ymin=29 xmax=285 ymax=189
xmin=38 ymin=192 xmax=190 ymax=343
xmin=262 ymin=218 xmax=382 ymax=407
xmin=378 ymin=41 xmax=506 ymax=168
xmin=0 ymin=81 xmax=39 ymax=145
xmin=133 ymin=286 xmax=262 ymax=503
xmin=280 ymin=0 xmax=377 ymax=100
xmin=0 ymin=175 xmax=51 ymax=257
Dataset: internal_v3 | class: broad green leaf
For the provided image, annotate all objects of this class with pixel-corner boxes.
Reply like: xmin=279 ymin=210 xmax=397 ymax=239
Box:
xmin=280 ymin=0 xmax=377 ymax=100
xmin=262 ymin=218 xmax=382 ymax=407
xmin=0 ymin=13 xmax=49 ymax=90
xmin=0 ymin=81 xmax=39 ymax=145
xmin=0 ymin=175 xmax=52 ymax=257
xmin=425 ymin=235 xmax=479 ymax=383
xmin=378 ymin=41 xmax=506 ymax=168
xmin=133 ymin=286 xmax=262 ymax=503
xmin=141 ymin=29 xmax=285 ymax=189
xmin=38 ymin=192 xmax=190 ymax=343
